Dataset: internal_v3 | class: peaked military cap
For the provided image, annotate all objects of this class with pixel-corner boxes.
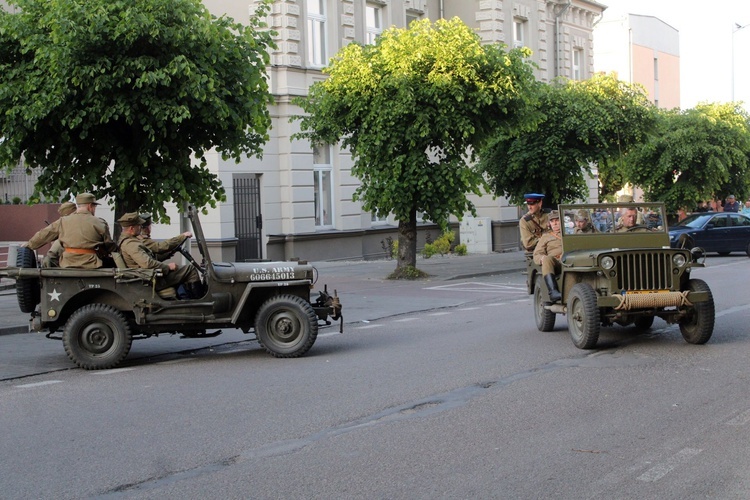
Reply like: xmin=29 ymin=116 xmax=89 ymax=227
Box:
xmin=75 ymin=193 xmax=100 ymax=205
xmin=117 ymin=212 xmax=146 ymax=227
xmin=58 ymin=202 xmax=76 ymax=216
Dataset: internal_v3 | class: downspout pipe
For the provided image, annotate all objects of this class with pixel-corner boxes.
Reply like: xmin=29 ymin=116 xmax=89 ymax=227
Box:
xmin=439 ymin=0 xmax=444 ymax=19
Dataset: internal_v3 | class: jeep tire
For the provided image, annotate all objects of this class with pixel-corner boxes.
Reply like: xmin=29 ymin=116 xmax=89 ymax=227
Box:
xmin=15 ymin=246 xmax=40 ymax=313
xmin=63 ymin=304 xmax=133 ymax=370
xmin=679 ymin=279 xmax=714 ymax=345
xmin=534 ymin=275 xmax=556 ymax=332
xmin=255 ymin=294 xmax=318 ymax=358
xmin=568 ymin=283 xmax=600 ymax=349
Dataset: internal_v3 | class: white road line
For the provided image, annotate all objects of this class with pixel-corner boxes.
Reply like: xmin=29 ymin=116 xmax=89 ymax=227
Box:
xmin=393 ymin=318 xmax=418 ymax=323
xmin=355 ymin=324 xmax=383 ymax=330
xmin=14 ymin=380 xmax=62 ymax=389
xmin=427 ymin=312 xmax=451 ymax=316
xmin=727 ymin=409 xmax=750 ymax=426
xmin=92 ymin=368 xmax=135 ymax=375
xmin=636 ymin=448 xmax=702 ymax=482
xmin=457 ymin=307 xmax=480 ymax=311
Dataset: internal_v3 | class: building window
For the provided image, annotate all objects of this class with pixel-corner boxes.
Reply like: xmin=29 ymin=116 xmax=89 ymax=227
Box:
xmin=406 ymin=11 xmax=420 ymax=27
xmin=366 ymin=4 xmax=383 ymax=44
xmin=513 ymin=19 xmax=525 ymax=48
xmin=572 ymin=48 xmax=583 ymax=80
xmin=307 ymin=0 xmax=327 ymax=67
xmin=313 ymin=145 xmax=333 ymax=227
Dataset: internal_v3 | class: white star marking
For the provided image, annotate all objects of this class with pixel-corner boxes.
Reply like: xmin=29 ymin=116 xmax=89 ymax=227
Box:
xmin=48 ymin=289 xmax=61 ymax=302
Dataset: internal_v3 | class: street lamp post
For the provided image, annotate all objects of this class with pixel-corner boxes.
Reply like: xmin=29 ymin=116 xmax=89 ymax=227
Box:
xmin=732 ymin=23 xmax=749 ymax=102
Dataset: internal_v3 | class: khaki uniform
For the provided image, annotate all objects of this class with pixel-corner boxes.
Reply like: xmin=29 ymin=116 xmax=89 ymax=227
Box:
xmin=519 ymin=211 xmax=550 ymax=252
xmin=137 ymin=234 xmax=188 ymax=261
xmin=533 ymin=230 xmax=563 ymax=275
xmin=27 ymin=212 xmax=115 ymax=269
xmin=118 ymin=234 xmax=199 ymax=291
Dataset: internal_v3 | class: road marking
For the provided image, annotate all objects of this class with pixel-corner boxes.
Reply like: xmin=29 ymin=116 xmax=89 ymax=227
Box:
xmin=393 ymin=318 xmax=418 ymax=323
xmin=427 ymin=312 xmax=451 ymax=316
xmin=424 ymin=282 xmax=525 ymax=293
xmin=727 ymin=409 xmax=750 ymax=426
xmin=716 ymin=303 xmax=750 ymax=318
xmin=457 ymin=307 xmax=480 ymax=311
xmin=15 ymin=380 xmax=62 ymax=389
xmin=92 ymin=368 xmax=135 ymax=375
xmin=636 ymin=448 xmax=702 ymax=482
xmin=355 ymin=324 xmax=383 ymax=330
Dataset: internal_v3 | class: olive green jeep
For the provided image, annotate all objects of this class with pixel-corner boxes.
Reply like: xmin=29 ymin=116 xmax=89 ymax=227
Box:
xmin=527 ymin=203 xmax=714 ymax=349
xmin=0 ymin=206 xmax=343 ymax=370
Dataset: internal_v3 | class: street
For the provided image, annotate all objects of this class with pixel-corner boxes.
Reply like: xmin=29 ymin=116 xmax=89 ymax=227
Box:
xmin=1 ymin=257 xmax=750 ymax=498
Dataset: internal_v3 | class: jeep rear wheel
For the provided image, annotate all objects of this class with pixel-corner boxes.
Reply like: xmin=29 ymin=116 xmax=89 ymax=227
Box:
xmin=15 ymin=246 xmax=40 ymax=313
xmin=255 ymin=295 xmax=318 ymax=358
xmin=534 ymin=276 xmax=556 ymax=332
xmin=679 ymin=279 xmax=714 ymax=345
xmin=63 ymin=304 xmax=133 ymax=370
xmin=568 ymin=283 xmax=600 ymax=349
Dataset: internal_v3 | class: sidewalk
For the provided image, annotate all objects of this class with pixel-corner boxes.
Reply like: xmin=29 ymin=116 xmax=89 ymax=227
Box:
xmin=0 ymin=250 xmax=528 ymax=336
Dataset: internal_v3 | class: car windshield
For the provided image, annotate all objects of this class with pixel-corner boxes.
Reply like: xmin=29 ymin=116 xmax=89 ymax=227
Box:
xmin=563 ymin=205 xmax=666 ymax=235
xmin=673 ymin=213 xmax=714 ymax=229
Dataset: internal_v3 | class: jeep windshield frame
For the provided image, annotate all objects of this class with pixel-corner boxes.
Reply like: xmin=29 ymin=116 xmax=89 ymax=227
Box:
xmin=559 ymin=203 xmax=671 ymax=252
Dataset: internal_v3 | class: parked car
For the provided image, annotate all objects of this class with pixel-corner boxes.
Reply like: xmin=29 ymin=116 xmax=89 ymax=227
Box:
xmin=669 ymin=212 xmax=750 ymax=256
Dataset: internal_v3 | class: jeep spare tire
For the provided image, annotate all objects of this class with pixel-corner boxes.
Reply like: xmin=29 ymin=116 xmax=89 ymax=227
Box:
xmin=15 ymin=246 xmax=40 ymax=313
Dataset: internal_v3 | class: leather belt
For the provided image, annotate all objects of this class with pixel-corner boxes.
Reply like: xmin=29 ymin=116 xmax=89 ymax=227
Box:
xmin=64 ymin=248 xmax=97 ymax=255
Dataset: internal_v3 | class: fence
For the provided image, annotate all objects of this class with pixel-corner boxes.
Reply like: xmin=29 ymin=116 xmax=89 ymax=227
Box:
xmin=0 ymin=161 xmax=43 ymax=204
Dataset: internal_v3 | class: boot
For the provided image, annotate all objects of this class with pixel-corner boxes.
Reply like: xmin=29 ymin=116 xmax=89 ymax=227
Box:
xmin=184 ymin=281 xmax=204 ymax=299
xmin=544 ymin=274 xmax=562 ymax=303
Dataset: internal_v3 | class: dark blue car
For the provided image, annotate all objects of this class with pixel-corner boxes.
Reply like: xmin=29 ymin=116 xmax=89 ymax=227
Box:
xmin=669 ymin=212 xmax=750 ymax=256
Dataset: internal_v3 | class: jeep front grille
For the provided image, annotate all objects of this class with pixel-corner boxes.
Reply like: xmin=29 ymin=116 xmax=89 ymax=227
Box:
xmin=615 ymin=252 xmax=674 ymax=291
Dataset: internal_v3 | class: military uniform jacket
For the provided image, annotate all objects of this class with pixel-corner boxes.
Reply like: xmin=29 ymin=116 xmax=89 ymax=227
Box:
xmin=27 ymin=212 xmax=115 ymax=268
xmin=533 ymin=231 xmax=563 ymax=265
xmin=137 ymin=234 xmax=187 ymax=261
xmin=118 ymin=234 xmax=171 ymax=273
xmin=519 ymin=211 xmax=550 ymax=251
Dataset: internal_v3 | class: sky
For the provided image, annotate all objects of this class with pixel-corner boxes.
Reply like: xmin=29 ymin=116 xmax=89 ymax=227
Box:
xmin=600 ymin=0 xmax=750 ymax=109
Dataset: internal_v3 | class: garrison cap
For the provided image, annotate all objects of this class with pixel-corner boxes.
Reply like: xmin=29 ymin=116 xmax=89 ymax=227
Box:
xmin=548 ymin=210 xmax=560 ymax=220
xmin=58 ymin=202 xmax=76 ymax=216
xmin=139 ymin=213 xmax=152 ymax=226
xmin=75 ymin=193 xmax=100 ymax=205
xmin=524 ymin=193 xmax=545 ymax=203
xmin=117 ymin=212 xmax=146 ymax=227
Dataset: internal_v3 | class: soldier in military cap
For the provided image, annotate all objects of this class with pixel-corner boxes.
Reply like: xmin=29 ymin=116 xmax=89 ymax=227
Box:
xmin=533 ymin=210 xmax=563 ymax=303
xmin=42 ymin=202 xmax=77 ymax=267
xmin=117 ymin=212 xmax=203 ymax=299
xmin=519 ymin=193 xmax=550 ymax=252
xmin=136 ymin=212 xmax=193 ymax=261
xmin=573 ymin=209 xmax=597 ymax=234
xmin=24 ymin=193 xmax=116 ymax=268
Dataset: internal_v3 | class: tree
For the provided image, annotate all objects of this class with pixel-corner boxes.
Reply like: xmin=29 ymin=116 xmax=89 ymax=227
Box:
xmin=0 ymin=0 xmax=275 ymax=227
xmin=480 ymin=73 xmax=656 ymax=205
xmin=624 ymin=103 xmax=750 ymax=213
xmin=293 ymin=18 xmax=539 ymax=275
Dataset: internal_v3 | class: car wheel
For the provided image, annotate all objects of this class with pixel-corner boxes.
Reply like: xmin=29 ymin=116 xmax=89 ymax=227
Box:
xmin=634 ymin=316 xmax=654 ymax=330
xmin=63 ymin=304 xmax=133 ymax=369
xmin=255 ymin=294 xmax=318 ymax=358
xmin=679 ymin=279 xmax=714 ymax=345
xmin=534 ymin=275 xmax=555 ymax=332
xmin=567 ymin=283 xmax=600 ymax=349
xmin=15 ymin=246 xmax=40 ymax=314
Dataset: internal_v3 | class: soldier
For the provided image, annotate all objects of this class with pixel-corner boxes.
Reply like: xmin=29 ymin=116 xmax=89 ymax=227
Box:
xmin=533 ymin=210 xmax=563 ymax=303
xmin=137 ymin=212 xmax=192 ymax=261
xmin=519 ymin=193 xmax=550 ymax=253
xmin=42 ymin=202 xmax=77 ymax=267
xmin=117 ymin=212 xmax=203 ymax=299
xmin=616 ymin=207 xmax=640 ymax=232
xmin=573 ymin=210 xmax=597 ymax=234
xmin=24 ymin=193 xmax=116 ymax=268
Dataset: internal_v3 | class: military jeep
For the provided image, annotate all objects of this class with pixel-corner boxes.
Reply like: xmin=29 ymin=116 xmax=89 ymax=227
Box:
xmin=527 ymin=203 xmax=714 ymax=349
xmin=0 ymin=206 xmax=342 ymax=369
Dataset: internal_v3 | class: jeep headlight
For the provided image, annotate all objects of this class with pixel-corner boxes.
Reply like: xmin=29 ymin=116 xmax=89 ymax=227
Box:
xmin=601 ymin=256 xmax=615 ymax=270
xmin=673 ymin=254 xmax=686 ymax=267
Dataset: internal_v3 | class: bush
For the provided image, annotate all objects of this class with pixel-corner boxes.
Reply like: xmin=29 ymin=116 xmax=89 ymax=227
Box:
xmin=454 ymin=243 xmax=467 ymax=256
xmin=422 ymin=231 xmax=454 ymax=258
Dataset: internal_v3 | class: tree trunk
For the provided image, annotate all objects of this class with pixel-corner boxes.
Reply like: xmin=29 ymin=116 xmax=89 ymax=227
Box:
xmin=396 ymin=211 xmax=417 ymax=269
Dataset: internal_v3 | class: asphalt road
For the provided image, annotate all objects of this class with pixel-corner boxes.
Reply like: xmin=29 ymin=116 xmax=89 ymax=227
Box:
xmin=1 ymin=257 xmax=749 ymax=498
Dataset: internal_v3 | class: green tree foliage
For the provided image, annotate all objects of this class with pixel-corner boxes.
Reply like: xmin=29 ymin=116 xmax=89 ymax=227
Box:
xmin=624 ymin=103 xmax=750 ymax=213
xmin=0 ymin=0 xmax=275 ymax=223
xmin=293 ymin=18 xmax=539 ymax=272
xmin=480 ymin=73 xmax=656 ymax=205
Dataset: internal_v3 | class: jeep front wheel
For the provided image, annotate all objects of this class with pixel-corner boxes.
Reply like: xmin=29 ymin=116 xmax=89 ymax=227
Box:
xmin=567 ymin=283 xmax=600 ymax=349
xmin=63 ymin=304 xmax=133 ymax=370
xmin=255 ymin=295 xmax=318 ymax=358
xmin=534 ymin=276 xmax=556 ymax=332
xmin=679 ymin=279 xmax=714 ymax=345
